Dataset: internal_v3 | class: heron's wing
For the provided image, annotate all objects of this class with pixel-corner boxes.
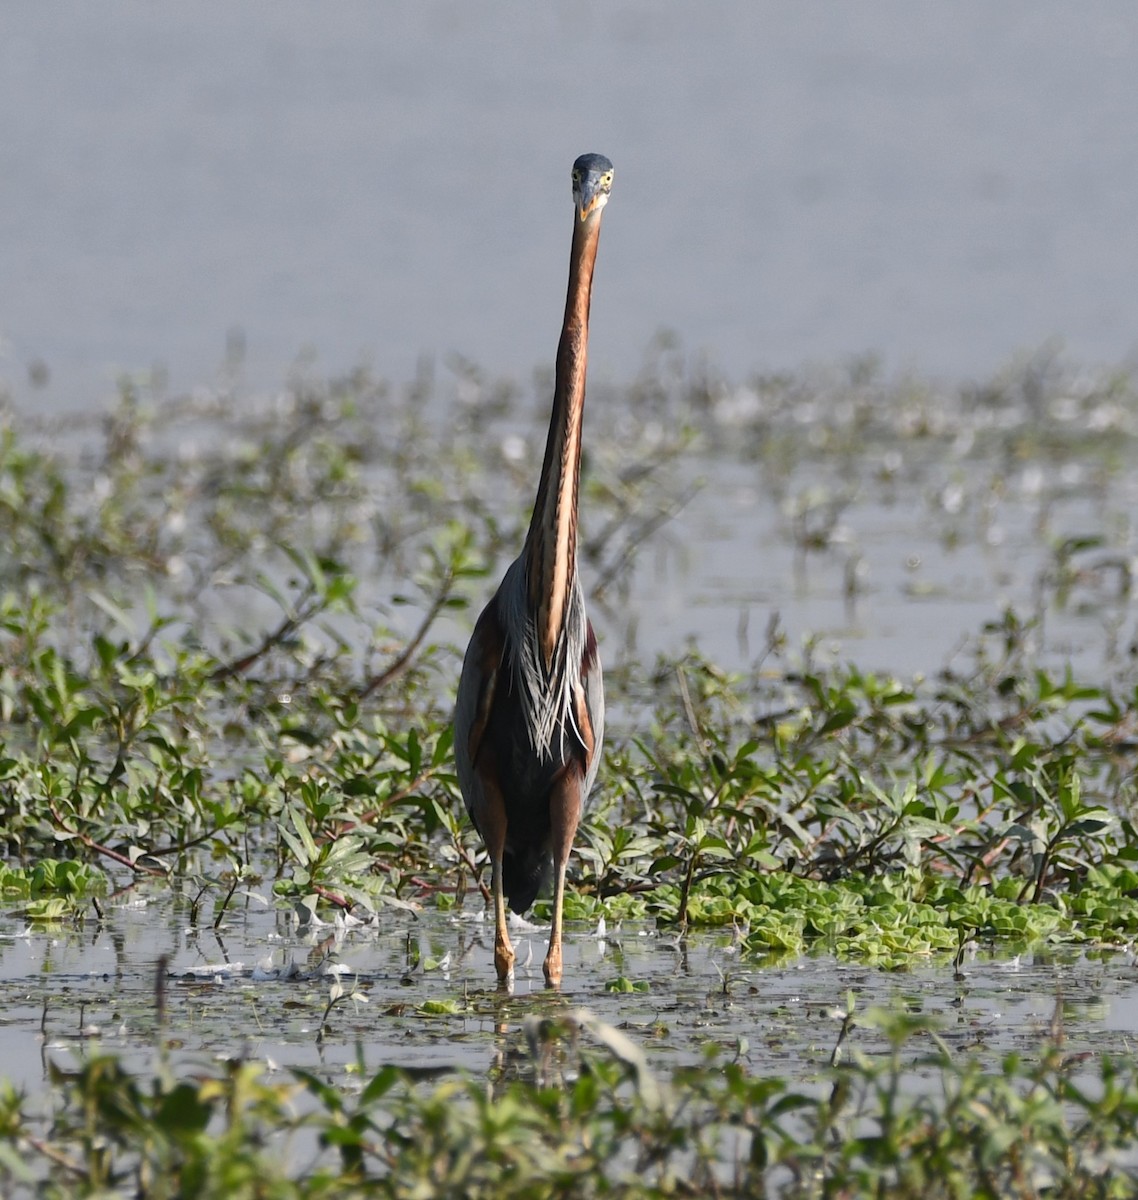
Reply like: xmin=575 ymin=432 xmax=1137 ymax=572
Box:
xmin=455 ymin=601 xmax=505 ymax=779
xmin=578 ymin=620 xmax=605 ymax=801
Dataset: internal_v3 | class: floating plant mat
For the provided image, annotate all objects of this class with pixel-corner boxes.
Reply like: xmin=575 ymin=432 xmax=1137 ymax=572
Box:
xmin=1 ymin=351 xmax=1137 ymax=1194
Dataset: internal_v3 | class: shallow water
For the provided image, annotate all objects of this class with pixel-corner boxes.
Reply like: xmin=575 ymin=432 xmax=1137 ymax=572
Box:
xmin=602 ymin=455 xmax=1131 ymax=678
xmin=3 ymin=891 xmax=1137 ymax=1101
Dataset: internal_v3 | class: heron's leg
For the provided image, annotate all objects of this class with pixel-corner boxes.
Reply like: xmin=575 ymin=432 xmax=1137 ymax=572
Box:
xmin=544 ymin=857 xmax=568 ymax=988
xmin=544 ymin=769 xmax=583 ymax=987
xmin=491 ymin=852 xmax=515 ymax=985
xmin=478 ymin=778 xmax=515 ymax=984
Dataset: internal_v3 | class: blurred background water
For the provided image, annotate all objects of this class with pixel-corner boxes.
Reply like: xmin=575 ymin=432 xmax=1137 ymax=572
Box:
xmin=2 ymin=2 xmax=1137 ymax=409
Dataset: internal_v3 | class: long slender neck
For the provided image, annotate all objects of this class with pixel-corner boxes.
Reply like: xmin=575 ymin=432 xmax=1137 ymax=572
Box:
xmin=525 ymin=211 xmax=602 ymax=669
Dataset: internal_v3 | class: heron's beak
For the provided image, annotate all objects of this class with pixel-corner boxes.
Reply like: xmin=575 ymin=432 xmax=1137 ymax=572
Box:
xmin=576 ymin=181 xmax=609 ymax=222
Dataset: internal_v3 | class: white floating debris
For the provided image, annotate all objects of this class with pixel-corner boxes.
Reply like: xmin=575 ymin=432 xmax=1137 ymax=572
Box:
xmin=182 ymin=962 xmax=245 ymax=978
xmin=508 ymin=912 xmax=544 ymax=932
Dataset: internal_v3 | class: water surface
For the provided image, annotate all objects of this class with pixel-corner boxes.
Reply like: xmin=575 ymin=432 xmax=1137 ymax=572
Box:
xmin=3 ymin=894 xmax=1135 ymax=1100
xmin=3 ymin=3 xmax=1138 ymax=406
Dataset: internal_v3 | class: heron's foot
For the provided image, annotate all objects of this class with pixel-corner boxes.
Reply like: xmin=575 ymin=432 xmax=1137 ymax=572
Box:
xmin=494 ymin=937 xmax=515 ymax=984
xmin=543 ymin=940 xmax=563 ymax=988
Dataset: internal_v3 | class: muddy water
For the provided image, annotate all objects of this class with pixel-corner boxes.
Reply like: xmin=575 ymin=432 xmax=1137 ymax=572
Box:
xmin=2 ymin=891 xmax=1136 ymax=1098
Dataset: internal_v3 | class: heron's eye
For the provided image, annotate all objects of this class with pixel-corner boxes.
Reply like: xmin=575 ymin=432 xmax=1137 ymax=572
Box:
xmin=572 ymin=171 xmax=581 ymax=184
xmin=602 ymin=172 xmax=613 ymax=187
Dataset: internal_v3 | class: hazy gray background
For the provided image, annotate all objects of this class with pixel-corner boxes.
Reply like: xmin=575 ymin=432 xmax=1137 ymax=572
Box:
xmin=2 ymin=3 xmax=1137 ymax=407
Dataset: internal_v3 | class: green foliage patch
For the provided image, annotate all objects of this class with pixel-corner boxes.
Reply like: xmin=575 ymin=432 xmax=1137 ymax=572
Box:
xmin=4 ymin=1004 xmax=1138 ymax=1197
xmin=2 ymin=351 xmax=1138 ymax=1193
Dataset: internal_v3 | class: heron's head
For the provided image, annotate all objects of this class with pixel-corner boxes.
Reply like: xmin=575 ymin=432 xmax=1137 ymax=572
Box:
xmin=572 ymin=153 xmax=614 ymax=223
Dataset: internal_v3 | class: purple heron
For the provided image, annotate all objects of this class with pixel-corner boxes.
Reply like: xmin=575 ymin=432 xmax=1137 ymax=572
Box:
xmin=454 ymin=153 xmax=613 ymax=987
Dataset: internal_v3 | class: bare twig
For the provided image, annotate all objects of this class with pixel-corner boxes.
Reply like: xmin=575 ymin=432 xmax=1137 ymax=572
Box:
xmin=209 ymin=587 xmax=321 ymax=683
xmin=591 ymin=483 xmax=699 ymax=601
xmin=212 ymin=873 xmax=242 ymax=929
xmin=313 ymin=884 xmax=352 ymax=910
xmin=358 ymin=569 xmax=454 ymax=700
xmin=21 ymin=1134 xmax=87 ymax=1180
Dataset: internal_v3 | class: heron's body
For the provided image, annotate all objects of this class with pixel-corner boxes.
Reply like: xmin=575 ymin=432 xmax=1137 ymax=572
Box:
xmin=454 ymin=153 xmax=612 ymax=987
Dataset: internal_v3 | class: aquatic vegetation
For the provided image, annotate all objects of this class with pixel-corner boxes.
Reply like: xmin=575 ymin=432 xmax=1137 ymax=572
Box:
xmin=0 ymin=859 xmax=106 ymax=920
xmin=1 ymin=350 xmax=1138 ymax=1193
xmin=4 ymin=1005 xmax=1138 ymax=1197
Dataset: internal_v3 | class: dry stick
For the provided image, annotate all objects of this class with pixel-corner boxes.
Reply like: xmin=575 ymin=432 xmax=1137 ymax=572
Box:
xmin=357 ymin=569 xmax=454 ymax=700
